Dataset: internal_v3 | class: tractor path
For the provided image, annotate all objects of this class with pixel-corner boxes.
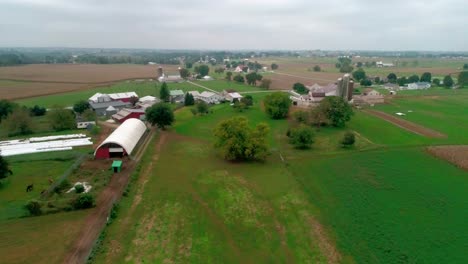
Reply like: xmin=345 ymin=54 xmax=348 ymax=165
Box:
xmin=62 ymin=129 xmax=156 ymax=264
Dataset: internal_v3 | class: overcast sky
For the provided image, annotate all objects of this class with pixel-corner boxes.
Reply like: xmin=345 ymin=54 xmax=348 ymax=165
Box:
xmin=0 ymin=0 xmax=467 ymax=51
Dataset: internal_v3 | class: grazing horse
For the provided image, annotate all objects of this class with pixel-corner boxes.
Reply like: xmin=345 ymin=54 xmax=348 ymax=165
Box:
xmin=26 ymin=184 xmax=34 ymax=192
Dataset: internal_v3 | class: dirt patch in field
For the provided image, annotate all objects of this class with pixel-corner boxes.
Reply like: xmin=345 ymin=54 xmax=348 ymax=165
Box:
xmin=363 ymin=110 xmax=447 ymax=138
xmin=427 ymin=146 xmax=468 ymax=170
xmin=309 ymin=217 xmax=341 ymax=264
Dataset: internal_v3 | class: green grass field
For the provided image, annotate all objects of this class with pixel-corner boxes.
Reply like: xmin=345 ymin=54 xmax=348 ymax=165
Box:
xmin=0 ymin=210 xmax=89 ymax=264
xmin=192 ymin=80 xmax=264 ymax=92
xmin=92 ymin=88 xmax=468 ymax=263
xmin=0 ymin=151 xmax=80 ymax=220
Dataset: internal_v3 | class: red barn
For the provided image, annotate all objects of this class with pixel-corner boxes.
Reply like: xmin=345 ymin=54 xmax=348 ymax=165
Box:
xmin=112 ymin=108 xmax=146 ymax=123
xmin=94 ymin=118 xmax=147 ymax=159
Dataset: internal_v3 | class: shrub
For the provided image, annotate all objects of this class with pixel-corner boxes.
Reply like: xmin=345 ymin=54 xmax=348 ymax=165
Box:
xmin=25 ymin=200 xmax=42 ymax=216
xmin=75 ymin=184 xmax=85 ymax=193
xmin=341 ymin=131 xmax=356 ymax=148
xmin=72 ymin=194 xmax=95 ymax=209
xmin=264 ymin=92 xmax=291 ymax=119
xmin=293 ymin=111 xmax=309 ymax=123
xmin=288 ymin=125 xmax=315 ymax=149
xmin=54 ymin=179 xmax=71 ymax=194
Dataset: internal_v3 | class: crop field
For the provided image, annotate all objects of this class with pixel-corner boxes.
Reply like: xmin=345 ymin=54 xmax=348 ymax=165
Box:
xmin=91 ymin=88 xmax=468 ymax=263
xmin=16 ymin=81 xmax=194 ymax=108
xmin=373 ymin=91 xmax=468 ymax=144
xmin=0 ymin=64 xmax=181 ymax=100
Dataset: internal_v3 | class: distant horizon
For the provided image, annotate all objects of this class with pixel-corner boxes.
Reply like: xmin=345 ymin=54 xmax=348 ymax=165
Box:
xmin=1 ymin=0 xmax=467 ymax=51
xmin=1 ymin=46 xmax=468 ymax=53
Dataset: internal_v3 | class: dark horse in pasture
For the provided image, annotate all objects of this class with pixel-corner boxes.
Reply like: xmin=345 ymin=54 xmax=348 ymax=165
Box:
xmin=26 ymin=184 xmax=34 ymax=192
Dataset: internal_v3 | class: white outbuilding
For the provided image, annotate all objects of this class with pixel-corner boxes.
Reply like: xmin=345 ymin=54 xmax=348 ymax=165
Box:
xmin=94 ymin=118 xmax=147 ymax=159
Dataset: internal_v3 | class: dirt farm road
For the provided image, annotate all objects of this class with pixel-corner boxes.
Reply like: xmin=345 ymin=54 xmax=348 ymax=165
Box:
xmin=363 ymin=110 xmax=447 ymax=138
xmin=63 ymin=129 xmax=156 ymax=264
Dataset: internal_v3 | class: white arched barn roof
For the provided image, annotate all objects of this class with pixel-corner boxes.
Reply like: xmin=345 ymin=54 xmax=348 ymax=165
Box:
xmin=94 ymin=118 xmax=146 ymax=157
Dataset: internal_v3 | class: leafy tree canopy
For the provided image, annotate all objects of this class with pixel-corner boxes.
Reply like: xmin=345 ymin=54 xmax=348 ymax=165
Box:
xmin=145 ymin=103 xmax=174 ymax=129
xmin=213 ymin=116 xmax=269 ymax=161
xmin=264 ymin=92 xmax=291 ymax=119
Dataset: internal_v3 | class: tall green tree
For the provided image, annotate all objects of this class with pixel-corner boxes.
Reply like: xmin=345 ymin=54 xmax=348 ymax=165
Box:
xmin=225 ymin=71 xmax=233 ymax=81
xmin=443 ymin=75 xmax=454 ymax=88
xmin=184 ymin=93 xmax=195 ymax=106
xmin=293 ymin=83 xmax=308 ymax=94
xmin=185 ymin=62 xmax=193 ymax=69
xmin=319 ymin=96 xmax=353 ymax=127
xmin=47 ymin=108 xmax=76 ymax=131
xmin=233 ymin=75 xmax=245 ymax=83
xmin=213 ymin=116 xmax=269 ymax=161
xmin=264 ymin=92 xmax=291 ymax=119
xmin=1 ymin=108 xmax=34 ymax=136
xmin=420 ymin=72 xmax=432 ymax=83
xmin=313 ymin=65 xmax=321 ymax=72
xmin=179 ymin=68 xmax=190 ymax=79
xmin=195 ymin=65 xmax=210 ymax=76
xmin=159 ymin=82 xmax=170 ymax=102
xmin=463 ymin=63 xmax=468 ymax=70
xmin=73 ymin=100 xmax=90 ymax=114
xmin=457 ymin=71 xmax=468 ymax=87
xmin=245 ymin=72 xmax=262 ymax=86
xmin=352 ymin=68 xmax=366 ymax=81
xmin=0 ymin=154 xmax=13 ymax=180
xmin=387 ymin=73 xmax=397 ymax=83
xmin=271 ymin=63 xmax=279 ymax=70
xmin=408 ymin=74 xmax=420 ymax=83
xmin=145 ymin=104 xmax=174 ymax=129
xmin=0 ymin=99 xmax=16 ymax=122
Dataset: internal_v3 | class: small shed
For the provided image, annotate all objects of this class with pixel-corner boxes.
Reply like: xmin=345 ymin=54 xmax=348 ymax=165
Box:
xmin=111 ymin=160 xmax=122 ymax=173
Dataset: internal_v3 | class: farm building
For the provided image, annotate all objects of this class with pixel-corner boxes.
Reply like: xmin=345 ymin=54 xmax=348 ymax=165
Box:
xmin=112 ymin=108 xmax=146 ymax=123
xmin=191 ymin=91 xmax=224 ymax=104
xmin=407 ymin=82 xmax=431 ymax=90
xmin=89 ymin=92 xmax=138 ymax=103
xmin=169 ymin=90 xmax=185 ymax=103
xmin=137 ymin=95 xmax=161 ymax=110
xmin=90 ymin=101 xmax=130 ymax=116
xmin=353 ymin=88 xmax=385 ymax=105
xmin=158 ymin=75 xmax=184 ymax=83
xmin=76 ymin=120 xmax=96 ymax=129
xmin=383 ymin=83 xmax=400 ymax=90
xmin=224 ymin=92 xmax=243 ymax=102
xmin=94 ymin=118 xmax=147 ymax=159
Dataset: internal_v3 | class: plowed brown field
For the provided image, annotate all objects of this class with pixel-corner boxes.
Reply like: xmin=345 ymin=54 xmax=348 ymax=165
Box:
xmin=427 ymin=146 xmax=468 ymax=170
xmin=0 ymin=64 xmax=180 ymax=100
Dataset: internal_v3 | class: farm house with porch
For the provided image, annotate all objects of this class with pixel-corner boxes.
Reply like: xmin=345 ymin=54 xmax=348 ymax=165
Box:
xmin=94 ymin=118 xmax=147 ymax=159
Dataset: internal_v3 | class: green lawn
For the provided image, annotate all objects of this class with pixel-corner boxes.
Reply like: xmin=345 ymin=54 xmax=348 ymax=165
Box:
xmin=94 ymin=101 xmax=468 ymax=263
xmin=0 ymin=151 xmax=80 ymax=220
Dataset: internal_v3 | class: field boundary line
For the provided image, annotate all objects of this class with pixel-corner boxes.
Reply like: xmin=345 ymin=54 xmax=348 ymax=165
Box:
xmin=186 ymin=80 xmax=219 ymax=93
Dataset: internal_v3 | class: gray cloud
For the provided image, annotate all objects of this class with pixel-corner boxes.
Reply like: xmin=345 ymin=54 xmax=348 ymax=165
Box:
xmin=0 ymin=0 xmax=467 ymax=50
